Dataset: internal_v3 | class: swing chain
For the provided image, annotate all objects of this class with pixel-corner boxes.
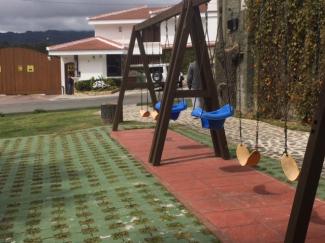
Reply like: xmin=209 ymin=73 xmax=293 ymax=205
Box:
xmin=174 ymin=15 xmax=177 ymax=34
xmin=165 ymin=20 xmax=169 ymax=49
xmin=146 ymin=88 xmax=149 ymax=110
xmin=238 ymin=54 xmax=243 ymax=144
xmin=204 ymin=3 xmax=217 ymax=74
xmin=163 ymin=20 xmax=170 ymax=65
xmin=140 ymin=86 xmax=143 ymax=110
xmin=218 ymin=10 xmax=232 ymax=106
xmin=255 ymin=110 xmax=260 ymax=151
xmin=254 ymin=4 xmax=266 ymax=151
xmin=283 ymin=0 xmax=290 ymax=156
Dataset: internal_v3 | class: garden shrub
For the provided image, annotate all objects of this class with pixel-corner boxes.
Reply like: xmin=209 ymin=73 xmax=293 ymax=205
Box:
xmin=75 ymin=79 xmax=93 ymax=91
xmin=75 ymin=76 xmax=120 ymax=91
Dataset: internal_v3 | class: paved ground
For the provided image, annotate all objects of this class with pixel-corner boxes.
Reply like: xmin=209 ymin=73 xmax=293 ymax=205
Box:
xmin=122 ymin=105 xmax=311 ymax=174
xmin=0 ymin=126 xmax=218 ymax=242
xmin=0 ymin=91 xmax=140 ymax=114
xmin=112 ymin=128 xmax=325 ymax=243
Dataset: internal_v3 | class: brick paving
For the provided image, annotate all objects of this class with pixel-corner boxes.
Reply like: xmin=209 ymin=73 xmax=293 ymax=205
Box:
xmin=111 ymin=128 xmax=325 ymax=243
xmin=122 ymin=104 xmax=312 ymax=174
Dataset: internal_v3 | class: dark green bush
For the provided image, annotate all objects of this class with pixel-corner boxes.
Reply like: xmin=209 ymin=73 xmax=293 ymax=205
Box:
xmin=75 ymin=80 xmax=93 ymax=91
xmin=75 ymin=77 xmax=120 ymax=91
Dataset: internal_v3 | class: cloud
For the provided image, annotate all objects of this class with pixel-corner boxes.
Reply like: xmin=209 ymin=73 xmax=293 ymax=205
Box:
xmin=0 ymin=0 xmax=179 ymax=32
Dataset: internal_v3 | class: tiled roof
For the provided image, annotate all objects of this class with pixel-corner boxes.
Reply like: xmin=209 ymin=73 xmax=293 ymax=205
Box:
xmin=88 ymin=5 xmax=166 ymax=21
xmin=47 ymin=37 xmax=125 ymax=52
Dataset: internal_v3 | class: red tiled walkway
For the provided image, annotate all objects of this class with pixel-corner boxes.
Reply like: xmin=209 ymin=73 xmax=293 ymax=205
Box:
xmin=111 ymin=129 xmax=325 ymax=243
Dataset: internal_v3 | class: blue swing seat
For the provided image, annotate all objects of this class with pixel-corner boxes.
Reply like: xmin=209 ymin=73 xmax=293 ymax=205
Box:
xmin=154 ymin=101 xmax=187 ymax=121
xmin=191 ymin=104 xmax=234 ymax=130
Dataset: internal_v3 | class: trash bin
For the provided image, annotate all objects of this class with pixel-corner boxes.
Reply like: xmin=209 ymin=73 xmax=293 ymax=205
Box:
xmin=101 ymin=104 xmax=123 ymax=124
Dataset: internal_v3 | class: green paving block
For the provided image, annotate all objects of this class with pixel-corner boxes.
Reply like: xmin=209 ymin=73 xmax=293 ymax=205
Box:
xmin=0 ymin=125 xmax=221 ymax=242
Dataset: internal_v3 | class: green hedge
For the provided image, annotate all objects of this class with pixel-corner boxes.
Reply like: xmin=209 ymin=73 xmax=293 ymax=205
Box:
xmin=75 ymin=77 xmax=121 ymax=91
xmin=246 ymin=0 xmax=325 ymax=123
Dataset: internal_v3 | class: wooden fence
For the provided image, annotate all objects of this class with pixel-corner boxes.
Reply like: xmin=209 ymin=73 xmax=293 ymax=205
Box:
xmin=0 ymin=47 xmax=61 ymax=95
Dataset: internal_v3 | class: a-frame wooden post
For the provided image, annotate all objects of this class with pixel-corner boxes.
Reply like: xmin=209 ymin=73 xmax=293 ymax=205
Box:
xmin=285 ymin=82 xmax=325 ymax=242
xmin=149 ymin=0 xmax=230 ymax=165
xmin=149 ymin=0 xmax=194 ymax=165
xmin=112 ymin=27 xmax=157 ymax=131
xmin=190 ymin=4 xmax=230 ymax=159
xmin=135 ymin=31 xmax=158 ymax=107
xmin=113 ymin=29 xmax=136 ymax=131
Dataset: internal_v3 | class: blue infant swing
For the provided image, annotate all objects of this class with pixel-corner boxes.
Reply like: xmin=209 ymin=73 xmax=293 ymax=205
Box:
xmin=154 ymin=100 xmax=187 ymax=121
xmin=191 ymin=98 xmax=233 ymax=130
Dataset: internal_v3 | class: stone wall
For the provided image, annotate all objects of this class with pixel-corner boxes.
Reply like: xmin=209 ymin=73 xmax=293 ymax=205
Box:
xmin=215 ymin=0 xmax=254 ymax=113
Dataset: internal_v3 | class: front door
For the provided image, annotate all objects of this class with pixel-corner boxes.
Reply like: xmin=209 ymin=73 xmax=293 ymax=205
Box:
xmin=65 ymin=62 xmax=75 ymax=94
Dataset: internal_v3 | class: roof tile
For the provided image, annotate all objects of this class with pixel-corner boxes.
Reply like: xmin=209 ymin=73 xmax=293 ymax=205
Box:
xmin=89 ymin=6 xmax=165 ymax=21
xmin=48 ymin=37 xmax=125 ymax=52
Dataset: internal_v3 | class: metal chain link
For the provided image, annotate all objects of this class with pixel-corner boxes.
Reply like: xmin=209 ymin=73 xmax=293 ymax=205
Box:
xmin=255 ymin=4 xmax=266 ymax=151
xmin=283 ymin=1 xmax=290 ymax=156
xmin=174 ymin=16 xmax=177 ymax=35
xmin=238 ymin=56 xmax=243 ymax=144
xmin=165 ymin=20 xmax=169 ymax=48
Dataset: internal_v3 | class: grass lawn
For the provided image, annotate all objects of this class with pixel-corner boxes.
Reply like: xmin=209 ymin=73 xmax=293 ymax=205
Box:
xmin=0 ymin=110 xmax=219 ymax=243
xmin=0 ymin=109 xmax=103 ymax=139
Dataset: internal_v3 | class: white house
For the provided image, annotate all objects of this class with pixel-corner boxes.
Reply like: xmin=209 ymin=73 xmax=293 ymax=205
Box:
xmin=47 ymin=1 xmax=218 ymax=94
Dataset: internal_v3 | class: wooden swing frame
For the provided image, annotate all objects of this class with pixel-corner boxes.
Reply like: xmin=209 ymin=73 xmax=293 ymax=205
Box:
xmin=112 ymin=0 xmax=325 ymax=242
xmin=113 ymin=0 xmax=231 ymax=164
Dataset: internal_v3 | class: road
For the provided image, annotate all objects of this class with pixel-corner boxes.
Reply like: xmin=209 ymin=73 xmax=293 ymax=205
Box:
xmin=0 ymin=91 xmax=141 ymax=114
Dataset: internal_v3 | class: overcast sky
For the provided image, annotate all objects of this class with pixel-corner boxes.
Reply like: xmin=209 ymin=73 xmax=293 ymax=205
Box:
xmin=0 ymin=0 xmax=179 ymax=33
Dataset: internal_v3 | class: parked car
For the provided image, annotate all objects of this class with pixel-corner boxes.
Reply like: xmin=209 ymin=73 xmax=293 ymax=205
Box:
xmin=149 ymin=64 xmax=183 ymax=90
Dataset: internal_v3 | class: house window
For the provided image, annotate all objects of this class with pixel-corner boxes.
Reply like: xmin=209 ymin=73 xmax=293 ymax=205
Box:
xmin=107 ymin=55 xmax=122 ymax=76
xmin=118 ymin=26 xmax=122 ymax=32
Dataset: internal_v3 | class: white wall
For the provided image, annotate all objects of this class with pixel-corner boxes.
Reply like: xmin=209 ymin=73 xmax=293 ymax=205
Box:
xmin=78 ymin=55 xmax=107 ymax=81
xmin=94 ymin=24 xmax=133 ymax=46
xmin=91 ymin=2 xmax=219 ymax=58
xmin=159 ymin=3 xmax=219 ymax=49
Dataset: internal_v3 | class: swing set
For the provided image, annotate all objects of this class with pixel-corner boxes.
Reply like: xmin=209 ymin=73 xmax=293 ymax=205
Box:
xmin=113 ymin=0 xmax=233 ymax=165
xmin=113 ymin=0 xmax=325 ymax=241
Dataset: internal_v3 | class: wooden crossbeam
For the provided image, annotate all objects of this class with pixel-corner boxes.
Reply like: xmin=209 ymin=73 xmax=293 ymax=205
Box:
xmin=174 ymin=90 xmax=210 ymax=98
xmin=134 ymin=0 xmax=209 ymax=31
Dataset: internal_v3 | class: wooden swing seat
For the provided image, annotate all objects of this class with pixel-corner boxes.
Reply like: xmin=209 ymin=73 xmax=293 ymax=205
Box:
xmin=280 ymin=154 xmax=300 ymax=181
xmin=151 ymin=110 xmax=159 ymax=120
xmin=140 ymin=110 xmax=150 ymax=117
xmin=236 ymin=144 xmax=261 ymax=166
